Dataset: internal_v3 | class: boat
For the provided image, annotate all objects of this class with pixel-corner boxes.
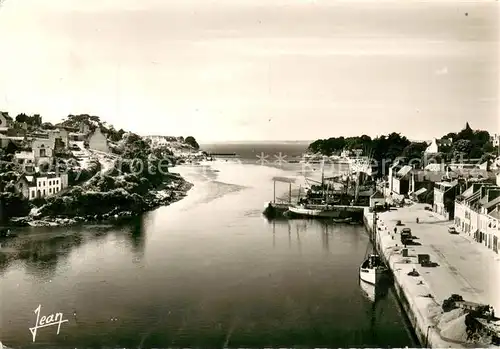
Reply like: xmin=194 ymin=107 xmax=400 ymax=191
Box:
xmin=359 ymin=254 xmax=387 ymax=285
xmin=287 ymin=203 xmax=343 ymax=218
xmin=359 ymin=279 xmax=376 ymax=302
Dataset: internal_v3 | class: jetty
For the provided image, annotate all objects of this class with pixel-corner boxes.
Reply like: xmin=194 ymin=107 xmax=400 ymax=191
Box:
xmin=364 ymin=203 xmax=500 ymax=347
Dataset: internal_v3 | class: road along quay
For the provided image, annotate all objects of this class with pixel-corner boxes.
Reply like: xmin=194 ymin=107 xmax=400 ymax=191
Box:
xmin=364 ymin=203 xmax=500 ymax=348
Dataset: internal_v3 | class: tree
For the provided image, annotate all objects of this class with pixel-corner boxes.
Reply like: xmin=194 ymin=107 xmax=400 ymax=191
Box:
xmin=184 ymin=136 xmax=200 ymax=150
xmin=15 ymin=113 xmax=29 ymax=123
xmin=452 ymin=139 xmax=472 ymax=156
xmin=401 ymin=142 xmax=428 ymax=161
xmin=457 ymin=122 xmax=474 ymax=141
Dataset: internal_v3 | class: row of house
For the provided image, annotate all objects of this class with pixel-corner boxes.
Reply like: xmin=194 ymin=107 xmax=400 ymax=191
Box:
xmin=454 ymin=182 xmax=500 ymax=254
xmin=1 ymin=112 xmax=111 ymax=200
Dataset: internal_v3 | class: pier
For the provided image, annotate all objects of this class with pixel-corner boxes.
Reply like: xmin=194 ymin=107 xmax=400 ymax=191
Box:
xmin=364 ymin=203 xmax=500 ymax=347
xmin=207 ymin=152 xmax=238 ymax=157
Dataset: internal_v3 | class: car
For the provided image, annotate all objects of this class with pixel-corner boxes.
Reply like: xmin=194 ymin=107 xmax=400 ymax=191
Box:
xmin=448 ymin=226 xmax=458 ymax=234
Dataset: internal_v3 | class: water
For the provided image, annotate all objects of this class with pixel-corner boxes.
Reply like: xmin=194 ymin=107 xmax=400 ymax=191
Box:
xmin=0 ymin=143 xmax=417 ymax=348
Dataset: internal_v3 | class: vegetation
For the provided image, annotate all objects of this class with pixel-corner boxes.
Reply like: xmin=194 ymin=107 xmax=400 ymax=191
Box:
xmin=184 ymin=136 xmax=200 ymax=150
xmin=308 ymin=122 xmax=497 ymax=178
xmin=39 ymin=131 xmax=181 ymax=219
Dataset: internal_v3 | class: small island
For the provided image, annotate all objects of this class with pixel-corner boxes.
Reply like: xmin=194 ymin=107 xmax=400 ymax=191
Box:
xmin=0 ymin=112 xmax=208 ymax=227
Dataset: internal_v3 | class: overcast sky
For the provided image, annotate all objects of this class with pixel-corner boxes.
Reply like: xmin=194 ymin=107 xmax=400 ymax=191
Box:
xmin=0 ymin=0 xmax=498 ymax=142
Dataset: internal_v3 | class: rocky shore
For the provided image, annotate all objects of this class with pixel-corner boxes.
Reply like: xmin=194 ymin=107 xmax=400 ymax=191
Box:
xmin=9 ymin=178 xmax=193 ymax=228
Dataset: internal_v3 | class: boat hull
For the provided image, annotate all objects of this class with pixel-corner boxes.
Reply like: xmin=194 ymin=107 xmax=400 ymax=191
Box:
xmin=359 ymin=267 xmax=384 ymax=285
xmin=288 ymin=205 xmax=341 ymax=218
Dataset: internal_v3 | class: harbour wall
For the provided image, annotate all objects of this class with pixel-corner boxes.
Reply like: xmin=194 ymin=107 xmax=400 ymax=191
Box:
xmin=363 ymin=208 xmax=458 ymax=348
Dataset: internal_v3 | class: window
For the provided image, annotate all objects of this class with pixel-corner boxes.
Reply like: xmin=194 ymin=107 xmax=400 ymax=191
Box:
xmin=49 ymin=188 xmax=52 ymax=194
xmin=43 ymin=189 xmax=46 ymax=196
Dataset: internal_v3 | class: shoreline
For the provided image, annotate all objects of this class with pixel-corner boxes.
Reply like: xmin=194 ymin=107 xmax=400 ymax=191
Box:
xmin=6 ymin=172 xmax=194 ymax=228
xmin=363 ymin=204 xmax=498 ymax=348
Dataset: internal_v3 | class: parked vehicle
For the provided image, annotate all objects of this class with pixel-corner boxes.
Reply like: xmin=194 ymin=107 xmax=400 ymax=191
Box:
xmin=401 ymin=228 xmax=412 ymax=244
xmin=448 ymin=226 xmax=458 ymax=234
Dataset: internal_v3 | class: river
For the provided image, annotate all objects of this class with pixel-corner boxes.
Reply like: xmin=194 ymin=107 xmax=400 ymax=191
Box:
xmin=0 ymin=151 xmax=417 ymax=348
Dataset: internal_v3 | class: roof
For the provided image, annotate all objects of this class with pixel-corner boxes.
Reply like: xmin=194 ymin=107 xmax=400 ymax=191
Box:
xmin=483 ymin=196 xmax=500 ymax=210
xmin=436 ymin=181 xmax=455 ymax=187
xmin=414 ymin=187 xmax=427 ymax=196
xmin=272 ymin=176 xmax=295 ymax=184
xmin=1 ymin=112 xmax=13 ymax=120
xmin=490 ymin=209 xmax=500 ymax=220
xmin=397 ymin=165 xmax=412 ymax=177
xmin=424 ymin=163 xmax=444 ymax=172
xmin=464 ymin=190 xmax=481 ymax=204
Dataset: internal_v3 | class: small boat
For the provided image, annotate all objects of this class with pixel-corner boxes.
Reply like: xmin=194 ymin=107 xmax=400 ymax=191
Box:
xmin=359 ymin=254 xmax=386 ymax=285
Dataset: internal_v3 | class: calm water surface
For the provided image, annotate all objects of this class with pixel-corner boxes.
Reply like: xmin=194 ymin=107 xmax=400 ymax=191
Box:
xmin=0 ymin=158 xmax=416 ymax=348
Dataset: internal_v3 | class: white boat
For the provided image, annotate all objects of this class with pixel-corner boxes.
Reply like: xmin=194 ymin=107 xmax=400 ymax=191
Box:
xmin=288 ymin=204 xmax=342 ymax=218
xmin=359 ymin=254 xmax=386 ymax=285
xmin=359 ymin=279 xmax=376 ymax=302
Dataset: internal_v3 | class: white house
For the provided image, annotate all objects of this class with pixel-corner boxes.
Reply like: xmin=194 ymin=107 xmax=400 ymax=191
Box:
xmin=424 ymin=139 xmax=439 ymax=154
xmin=455 ymin=183 xmax=500 ymax=253
xmin=88 ymin=128 xmax=109 ymax=153
xmin=14 ymin=151 xmax=36 ymax=173
xmin=16 ymin=173 xmax=68 ymax=200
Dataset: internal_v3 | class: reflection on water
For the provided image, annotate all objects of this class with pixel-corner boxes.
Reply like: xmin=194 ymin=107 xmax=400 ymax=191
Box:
xmin=0 ymin=218 xmax=146 ymax=279
xmin=0 ymin=162 xmax=415 ymax=348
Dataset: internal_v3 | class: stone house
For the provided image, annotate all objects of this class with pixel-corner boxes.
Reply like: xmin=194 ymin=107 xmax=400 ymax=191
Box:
xmin=88 ymin=128 xmax=109 ymax=153
xmin=0 ymin=112 xmax=14 ymax=132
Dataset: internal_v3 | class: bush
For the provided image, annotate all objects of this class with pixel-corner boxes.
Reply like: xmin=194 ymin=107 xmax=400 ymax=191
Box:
xmin=0 ymin=192 xmax=31 ymax=221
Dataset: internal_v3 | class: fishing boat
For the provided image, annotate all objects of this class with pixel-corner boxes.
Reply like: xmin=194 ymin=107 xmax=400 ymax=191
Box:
xmin=359 ymin=254 xmax=387 ymax=285
xmin=359 ymin=279 xmax=376 ymax=302
xmin=287 ymin=203 xmax=342 ymax=218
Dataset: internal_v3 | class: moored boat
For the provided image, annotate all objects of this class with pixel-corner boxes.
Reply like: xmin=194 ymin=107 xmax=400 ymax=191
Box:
xmin=287 ymin=204 xmax=342 ymax=218
xmin=359 ymin=254 xmax=386 ymax=285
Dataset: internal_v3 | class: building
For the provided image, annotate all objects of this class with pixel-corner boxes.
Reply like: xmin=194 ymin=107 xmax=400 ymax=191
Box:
xmin=47 ymin=128 xmax=70 ymax=149
xmin=391 ymin=165 xmax=412 ymax=195
xmin=88 ymin=128 xmax=109 ymax=153
xmin=497 ymin=172 xmax=500 ymax=187
xmin=16 ymin=173 xmax=69 ymax=200
xmin=0 ymin=112 xmax=14 ymax=132
xmin=433 ymin=180 xmax=459 ymax=220
xmin=490 ymin=133 xmax=500 ymax=147
xmin=411 ymin=187 xmax=428 ymax=203
xmin=369 ymin=191 xmax=385 ymax=208
xmin=13 ymin=151 xmax=36 ymax=173
xmin=455 ymin=183 xmax=500 ymax=253
xmin=388 ymin=159 xmax=404 ymax=193
xmin=31 ymin=138 xmax=54 ymax=167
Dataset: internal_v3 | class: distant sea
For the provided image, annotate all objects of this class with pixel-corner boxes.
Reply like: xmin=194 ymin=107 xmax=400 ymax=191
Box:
xmin=201 ymin=142 xmax=310 ymax=161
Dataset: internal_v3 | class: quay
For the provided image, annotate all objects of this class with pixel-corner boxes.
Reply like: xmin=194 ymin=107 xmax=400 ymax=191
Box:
xmin=207 ymin=152 xmax=238 ymax=156
xmin=363 ymin=203 xmax=500 ymax=347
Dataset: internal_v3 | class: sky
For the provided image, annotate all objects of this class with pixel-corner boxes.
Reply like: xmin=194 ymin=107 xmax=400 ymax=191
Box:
xmin=0 ymin=0 xmax=498 ymax=142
